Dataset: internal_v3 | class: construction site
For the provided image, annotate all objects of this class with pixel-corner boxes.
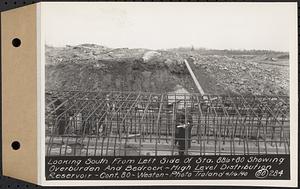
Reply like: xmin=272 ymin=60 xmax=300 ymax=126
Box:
xmin=45 ymin=44 xmax=290 ymax=156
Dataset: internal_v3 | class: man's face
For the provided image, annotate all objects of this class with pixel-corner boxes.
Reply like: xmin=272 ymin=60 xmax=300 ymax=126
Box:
xmin=177 ymin=113 xmax=185 ymax=125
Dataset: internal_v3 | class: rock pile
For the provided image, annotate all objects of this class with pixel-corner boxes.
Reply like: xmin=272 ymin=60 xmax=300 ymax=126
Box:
xmin=46 ymin=44 xmax=289 ymax=96
xmin=193 ymin=55 xmax=289 ymax=95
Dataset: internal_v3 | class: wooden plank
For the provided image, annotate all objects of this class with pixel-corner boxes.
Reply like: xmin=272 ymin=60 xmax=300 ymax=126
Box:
xmin=184 ymin=59 xmax=205 ymax=96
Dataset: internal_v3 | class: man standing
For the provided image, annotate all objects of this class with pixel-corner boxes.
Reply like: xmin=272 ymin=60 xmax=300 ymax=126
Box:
xmin=54 ymin=98 xmax=66 ymax=135
xmin=175 ymin=112 xmax=193 ymax=155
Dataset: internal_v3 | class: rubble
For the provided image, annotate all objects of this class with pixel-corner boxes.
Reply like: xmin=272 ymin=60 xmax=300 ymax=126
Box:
xmin=193 ymin=54 xmax=289 ymax=95
xmin=142 ymin=51 xmax=161 ymax=63
xmin=46 ymin=44 xmax=289 ymax=96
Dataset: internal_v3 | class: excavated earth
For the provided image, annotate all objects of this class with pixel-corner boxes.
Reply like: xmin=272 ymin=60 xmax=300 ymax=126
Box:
xmin=45 ymin=44 xmax=289 ymax=96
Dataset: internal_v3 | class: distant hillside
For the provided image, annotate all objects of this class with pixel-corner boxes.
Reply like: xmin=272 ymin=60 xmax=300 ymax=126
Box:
xmin=168 ymin=47 xmax=288 ymax=56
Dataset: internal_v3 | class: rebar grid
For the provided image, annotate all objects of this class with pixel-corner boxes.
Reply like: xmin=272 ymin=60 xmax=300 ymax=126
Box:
xmin=45 ymin=91 xmax=290 ymax=156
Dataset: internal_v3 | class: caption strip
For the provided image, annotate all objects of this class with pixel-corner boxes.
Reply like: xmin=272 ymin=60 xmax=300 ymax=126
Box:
xmin=46 ymin=155 xmax=289 ymax=180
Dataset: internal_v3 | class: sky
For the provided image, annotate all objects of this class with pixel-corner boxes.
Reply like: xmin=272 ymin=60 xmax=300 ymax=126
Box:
xmin=43 ymin=2 xmax=296 ymax=51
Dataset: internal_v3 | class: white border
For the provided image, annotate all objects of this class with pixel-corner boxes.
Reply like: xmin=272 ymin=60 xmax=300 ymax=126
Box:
xmin=38 ymin=2 xmax=298 ymax=187
xmin=37 ymin=2 xmax=46 ymax=186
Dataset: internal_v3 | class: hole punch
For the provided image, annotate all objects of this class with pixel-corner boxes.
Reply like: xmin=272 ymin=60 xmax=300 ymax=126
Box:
xmin=12 ymin=38 xmax=21 ymax=47
xmin=11 ymin=141 xmax=20 ymax=150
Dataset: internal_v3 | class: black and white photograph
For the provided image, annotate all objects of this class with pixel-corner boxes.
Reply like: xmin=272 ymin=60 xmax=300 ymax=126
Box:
xmin=44 ymin=2 xmax=293 ymax=157
xmin=40 ymin=2 xmax=297 ymax=186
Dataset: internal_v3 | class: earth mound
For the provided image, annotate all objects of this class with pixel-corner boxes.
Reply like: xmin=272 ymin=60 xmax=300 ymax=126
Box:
xmin=46 ymin=44 xmax=289 ymax=96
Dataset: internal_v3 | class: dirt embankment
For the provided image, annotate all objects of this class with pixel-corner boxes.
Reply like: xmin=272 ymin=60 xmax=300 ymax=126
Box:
xmin=45 ymin=44 xmax=289 ymax=96
xmin=46 ymin=58 xmax=196 ymax=93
